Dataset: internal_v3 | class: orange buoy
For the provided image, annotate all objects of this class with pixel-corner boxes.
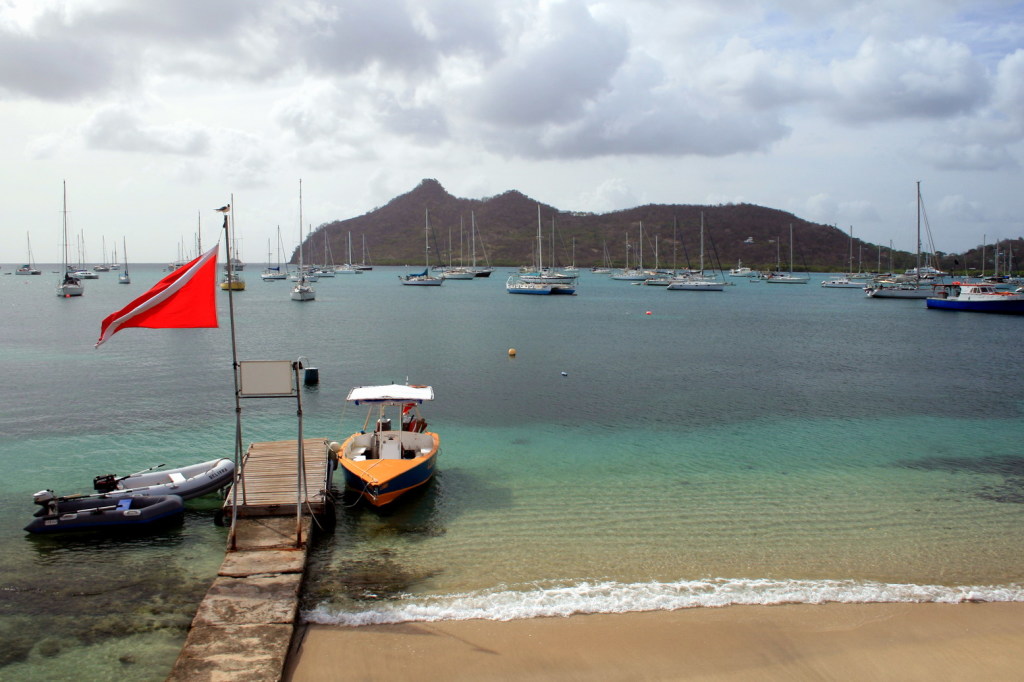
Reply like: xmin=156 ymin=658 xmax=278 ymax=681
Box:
xmin=508 ymin=348 xmax=517 ymax=357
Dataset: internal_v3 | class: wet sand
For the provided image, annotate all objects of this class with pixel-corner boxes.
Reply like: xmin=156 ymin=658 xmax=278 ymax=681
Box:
xmin=284 ymin=602 xmax=1024 ymax=681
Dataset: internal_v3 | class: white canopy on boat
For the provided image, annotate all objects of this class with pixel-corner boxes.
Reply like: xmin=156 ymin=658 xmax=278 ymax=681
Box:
xmin=346 ymin=384 xmax=434 ymax=405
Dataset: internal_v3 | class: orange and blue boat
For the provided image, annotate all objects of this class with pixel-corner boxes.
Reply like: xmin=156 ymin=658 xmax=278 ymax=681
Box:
xmin=331 ymin=384 xmax=439 ymax=507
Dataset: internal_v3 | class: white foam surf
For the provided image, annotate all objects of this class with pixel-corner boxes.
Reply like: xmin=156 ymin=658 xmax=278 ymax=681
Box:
xmin=303 ymin=577 xmax=1024 ymax=626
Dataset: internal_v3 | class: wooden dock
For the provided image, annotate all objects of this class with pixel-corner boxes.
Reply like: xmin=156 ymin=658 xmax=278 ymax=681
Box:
xmin=168 ymin=438 xmax=337 ymax=681
xmin=224 ymin=438 xmax=336 ymax=518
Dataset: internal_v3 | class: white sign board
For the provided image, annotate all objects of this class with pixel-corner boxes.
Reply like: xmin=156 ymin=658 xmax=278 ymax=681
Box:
xmin=239 ymin=361 xmax=295 ymax=397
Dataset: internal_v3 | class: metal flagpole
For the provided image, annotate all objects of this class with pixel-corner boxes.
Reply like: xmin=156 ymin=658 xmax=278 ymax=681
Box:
xmin=222 ymin=196 xmax=244 ymax=550
xmin=294 ymin=361 xmax=305 ymax=547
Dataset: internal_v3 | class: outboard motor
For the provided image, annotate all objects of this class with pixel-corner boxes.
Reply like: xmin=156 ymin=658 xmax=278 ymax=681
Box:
xmin=93 ymin=474 xmax=118 ymax=493
xmin=32 ymin=489 xmax=59 ymax=517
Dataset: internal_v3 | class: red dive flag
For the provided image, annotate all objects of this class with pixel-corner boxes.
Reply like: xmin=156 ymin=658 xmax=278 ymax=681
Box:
xmin=95 ymin=244 xmax=219 ymax=348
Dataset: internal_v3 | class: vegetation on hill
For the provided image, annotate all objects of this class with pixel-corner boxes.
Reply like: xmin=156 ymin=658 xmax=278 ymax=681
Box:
xmin=297 ymin=179 xmax=1022 ymax=275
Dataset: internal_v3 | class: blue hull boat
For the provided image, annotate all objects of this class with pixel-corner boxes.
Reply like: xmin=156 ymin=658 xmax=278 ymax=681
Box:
xmin=926 ymin=282 xmax=1024 ymax=314
xmin=25 ymin=492 xmax=185 ymax=534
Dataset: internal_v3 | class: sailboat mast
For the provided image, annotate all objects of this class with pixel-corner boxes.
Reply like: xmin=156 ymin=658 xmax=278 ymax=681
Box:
xmin=672 ymin=216 xmax=678 ymax=274
xmin=62 ymin=181 xmax=68 ymax=271
xmin=638 ymin=223 xmax=643 ymax=271
xmin=848 ymin=226 xmax=854 ymax=274
xmin=789 ymin=224 xmax=794 ymax=274
xmin=536 ymin=206 xmax=543 ymax=271
xmin=981 ymin=236 xmax=986 ymax=277
xmin=915 ymin=181 xmax=922 ymax=282
xmin=699 ymin=214 xmax=705 ymax=272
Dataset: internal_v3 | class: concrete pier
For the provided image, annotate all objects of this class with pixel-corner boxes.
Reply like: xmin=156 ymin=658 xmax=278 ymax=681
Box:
xmin=167 ymin=516 xmax=315 ymax=681
xmin=168 ymin=437 xmax=336 ymax=681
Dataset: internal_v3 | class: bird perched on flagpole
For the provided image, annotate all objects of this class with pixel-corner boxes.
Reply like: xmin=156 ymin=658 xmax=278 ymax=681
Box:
xmin=215 ymin=204 xmax=231 ymax=213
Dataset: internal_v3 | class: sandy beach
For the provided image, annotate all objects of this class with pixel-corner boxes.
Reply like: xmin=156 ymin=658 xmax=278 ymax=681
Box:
xmin=284 ymin=602 xmax=1024 ymax=681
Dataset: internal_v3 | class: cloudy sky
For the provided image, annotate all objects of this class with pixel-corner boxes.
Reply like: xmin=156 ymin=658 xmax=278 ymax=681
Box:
xmin=2 ymin=0 xmax=1022 ymax=264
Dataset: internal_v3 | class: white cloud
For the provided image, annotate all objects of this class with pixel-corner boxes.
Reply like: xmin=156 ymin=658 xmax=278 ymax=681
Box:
xmin=699 ymin=36 xmax=823 ymax=109
xmin=829 ymin=36 xmax=989 ymax=122
xmin=992 ymin=48 xmax=1024 ymax=131
xmin=575 ymin=178 xmax=639 ymax=213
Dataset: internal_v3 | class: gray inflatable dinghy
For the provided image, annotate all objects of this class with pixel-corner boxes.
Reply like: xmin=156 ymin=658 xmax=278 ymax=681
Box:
xmin=92 ymin=458 xmax=234 ymax=500
xmin=25 ymin=491 xmax=184 ymax=534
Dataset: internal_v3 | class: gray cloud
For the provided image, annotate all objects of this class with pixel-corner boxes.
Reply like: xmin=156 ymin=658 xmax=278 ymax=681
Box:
xmin=81 ymin=105 xmax=210 ymax=155
xmin=470 ymin=2 xmax=628 ymax=127
xmin=0 ymin=30 xmax=117 ymax=100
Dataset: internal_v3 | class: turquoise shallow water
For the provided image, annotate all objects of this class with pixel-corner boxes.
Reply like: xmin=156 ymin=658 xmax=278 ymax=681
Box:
xmin=1 ymin=264 xmax=1022 ymax=679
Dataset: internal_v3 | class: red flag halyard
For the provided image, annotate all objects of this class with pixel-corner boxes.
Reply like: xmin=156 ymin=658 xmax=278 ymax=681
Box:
xmin=95 ymin=244 xmax=220 ymax=348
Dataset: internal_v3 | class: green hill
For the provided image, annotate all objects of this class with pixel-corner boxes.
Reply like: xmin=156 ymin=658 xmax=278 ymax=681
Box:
xmin=298 ymin=179 xmax=1021 ymax=274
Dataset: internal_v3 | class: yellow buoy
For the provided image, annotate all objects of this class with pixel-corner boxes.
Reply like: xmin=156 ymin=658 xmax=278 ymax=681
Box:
xmin=508 ymin=348 xmax=517 ymax=357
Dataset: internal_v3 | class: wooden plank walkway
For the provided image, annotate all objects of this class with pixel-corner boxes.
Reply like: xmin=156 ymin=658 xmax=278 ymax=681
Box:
xmin=224 ymin=438 xmax=336 ymax=517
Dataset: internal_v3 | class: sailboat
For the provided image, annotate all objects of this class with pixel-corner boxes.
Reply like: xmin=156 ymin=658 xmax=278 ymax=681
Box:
xmin=335 ymin=232 xmax=362 ymax=274
xmin=519 ymin=212 xmax=578 ymax=285
xmin=355 ymin=234 xmax=373 ymax=270
xmin=399 ymin=210 xmax=443 ymax=286
xmin=313 ymin=230 xmax=335 ymax=277
xmin=440 ymin=217 xmax=476 ymax=279
xmin=118 ymin=238 xmax=131 ymax=284
xmin=611 ymin=224 xmax=649 ymax=280
xmin=865 ymin=182 xmax=936 ymax=299
xmin=667 ymin=212 xmax=725 ymax=291
xmin=16 ymin=233 xmax=41 ymax=275
xmin=564 ymin=236 xmax=578 ymax=272
xmin=261 ymin=229 xmax=288 ymax=280
xmin=56 ymin=182 xmax=84 ymax=297
xmin=467 ymin=213 xmax=493 ymax=277
xmin=93 ymin=237 xmax=110 ymax=271
xmin=764 ymin=224 xmax=809 ymax=283
xmin=108 ymin=242 xmax=121 ymax=270
xmin=507 ymin=207 xmax=576 ymax=294
xmin=291 ymin=180 xmax=316 ymax=301
xmin=220 ymin=209 xmax=246 ymax=291
xmin=821 ymin=226 xmax=865 ymax=288
xmin=72 ymin=233 xmax=99 ymax=279
xmin=591 ymin=241 xmax=613 ymax=274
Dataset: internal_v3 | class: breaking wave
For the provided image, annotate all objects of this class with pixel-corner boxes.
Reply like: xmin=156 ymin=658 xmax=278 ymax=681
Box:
xmin=303 ymin=577 xmax=1024 ymax=626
